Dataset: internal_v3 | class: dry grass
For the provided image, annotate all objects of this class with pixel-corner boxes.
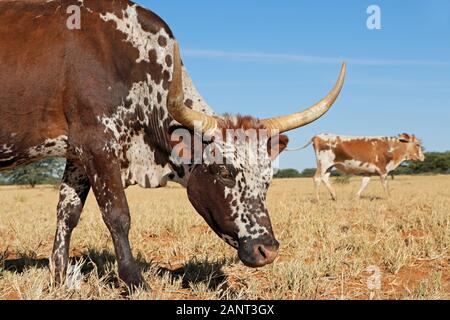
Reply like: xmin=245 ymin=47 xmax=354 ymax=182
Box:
xmin=0 ymin=175 xmax=449 ymax=300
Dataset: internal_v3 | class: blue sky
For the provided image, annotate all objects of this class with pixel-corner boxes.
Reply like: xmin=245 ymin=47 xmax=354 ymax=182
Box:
xmin=136 ymin=0 xmax=450 ymax=171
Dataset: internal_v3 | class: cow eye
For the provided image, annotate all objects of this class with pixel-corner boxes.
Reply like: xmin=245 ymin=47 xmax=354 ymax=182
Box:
xmin=219 ymin=166 xmax=231 ymax=179
xmin=217 ymin=166 xmax=236 ymax=188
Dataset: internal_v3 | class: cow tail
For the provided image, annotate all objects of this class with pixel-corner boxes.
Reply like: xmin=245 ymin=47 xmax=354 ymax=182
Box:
xmin=285 ymin=139 xmax=314 ymax=152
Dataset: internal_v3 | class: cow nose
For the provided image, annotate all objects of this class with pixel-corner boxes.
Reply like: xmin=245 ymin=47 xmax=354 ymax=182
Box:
xmin=254 ymin=241 xmax=279 ymax=265
xmin=239 ymin=239 xmax=279 ymax=268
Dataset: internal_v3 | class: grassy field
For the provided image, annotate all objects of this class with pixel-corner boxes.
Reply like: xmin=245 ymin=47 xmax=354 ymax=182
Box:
xmin=0 ymin=175 xmax=448 ymax=300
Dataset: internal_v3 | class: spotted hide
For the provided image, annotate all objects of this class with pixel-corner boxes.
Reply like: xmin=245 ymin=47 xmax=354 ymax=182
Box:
xmin=0 ymin=0 xmax=346 ymax=290
xmin=311 ymin=134 xmax=425 ymax=200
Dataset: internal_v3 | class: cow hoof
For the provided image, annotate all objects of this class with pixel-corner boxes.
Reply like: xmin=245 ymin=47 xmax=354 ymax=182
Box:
xmin=122 ymin=274 xmax=151 ymax=294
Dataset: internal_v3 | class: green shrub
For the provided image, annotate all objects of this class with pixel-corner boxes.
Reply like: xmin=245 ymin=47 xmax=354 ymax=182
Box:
xmin=334 ymin=174 xmax=352 ymax=185
xmin=0 ymin=158 xmax=65 ymax=187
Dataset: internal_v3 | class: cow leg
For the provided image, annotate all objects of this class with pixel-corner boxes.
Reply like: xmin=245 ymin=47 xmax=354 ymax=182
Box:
xmin=51 ymin=160 xmax=90 ymax=285
xmin=78 ymin=147 xmax=146 ymax=290
xmin=356 ymin=176 xmax=371 ymax=199
xmin=313 ymin=170 xmax=323 ymax=201
xmin=322 ymin=172 xmax=337 ymax=201
xmin=380 ymin=174 xmax=390 ymax=198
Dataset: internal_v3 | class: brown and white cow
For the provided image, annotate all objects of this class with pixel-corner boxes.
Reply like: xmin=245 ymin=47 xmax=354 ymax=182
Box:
xmin=0 ymin=0 xmax=345 ymax=290
xmin=310 ymin=134 xmax=425 ymax=200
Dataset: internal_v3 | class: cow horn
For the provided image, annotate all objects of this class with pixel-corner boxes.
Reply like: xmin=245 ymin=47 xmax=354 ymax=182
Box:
xmin=167 ymin=41 xmax=218 ymax=132
xmin=261 ymin=62 xmax=346 ymax=134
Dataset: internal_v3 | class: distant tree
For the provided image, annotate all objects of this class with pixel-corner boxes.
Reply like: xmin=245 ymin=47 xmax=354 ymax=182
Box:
xmin=274 ymin=168 xmax=302 ymax=179
xmin=0 ymin=158 xmax=65 ymax=187
xmin=300 ymin=168 xmax=316 ymax=178
xmin=393 ymin=151 xmax=450 ymax=175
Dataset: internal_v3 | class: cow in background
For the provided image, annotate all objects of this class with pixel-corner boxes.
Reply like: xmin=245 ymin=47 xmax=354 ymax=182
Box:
xmin=310 ymin=134 xmax=425 ymax=200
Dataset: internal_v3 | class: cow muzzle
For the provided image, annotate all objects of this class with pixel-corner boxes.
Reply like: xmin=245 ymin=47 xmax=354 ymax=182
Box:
xmin=238 ymin=238 xmax=280 ymax=268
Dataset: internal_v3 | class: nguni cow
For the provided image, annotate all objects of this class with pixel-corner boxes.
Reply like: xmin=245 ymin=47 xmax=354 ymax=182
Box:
xmin=309 ymin=133 xmax=425 ymax=200
xmin=0 ymin=0 xmax=346 ymax=290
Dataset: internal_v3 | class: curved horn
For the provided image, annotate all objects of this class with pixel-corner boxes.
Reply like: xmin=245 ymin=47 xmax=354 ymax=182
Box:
xmin=261 ymin=63 xmax=346 ymax=134
xmin=167 ymin=41 xmax=218 ymax=132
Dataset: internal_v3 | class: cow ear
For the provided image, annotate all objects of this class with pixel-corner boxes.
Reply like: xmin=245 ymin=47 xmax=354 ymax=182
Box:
xmin=268 ymin=134 xmax=289 ymax=161
xmin=399 ymin=133 xmax=411 ymax=143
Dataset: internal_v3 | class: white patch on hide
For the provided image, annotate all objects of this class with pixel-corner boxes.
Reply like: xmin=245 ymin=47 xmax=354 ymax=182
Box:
xmin=97 ymin=7 xmax=215 ymax=189
xmin=317 ymin=149 xmax=336 ymax=173
xmin=122 ymin=134 xmax=172 ymax=188
xmin=100 ymin=4 xmax=172 ymax=64
xmin=27 ymin=135 xmax=68 ymax=158
xmin=0 ymin=144 xmax=15 ymax=161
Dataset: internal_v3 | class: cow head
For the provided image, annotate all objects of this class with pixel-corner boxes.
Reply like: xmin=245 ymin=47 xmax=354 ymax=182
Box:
xmin=398 ymin=133 xmax=425 ymax=162
xmin=184 ymin=121 xmax=289 ymax=267
xmin=167 ymin=42 xmax=346 ymax=267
